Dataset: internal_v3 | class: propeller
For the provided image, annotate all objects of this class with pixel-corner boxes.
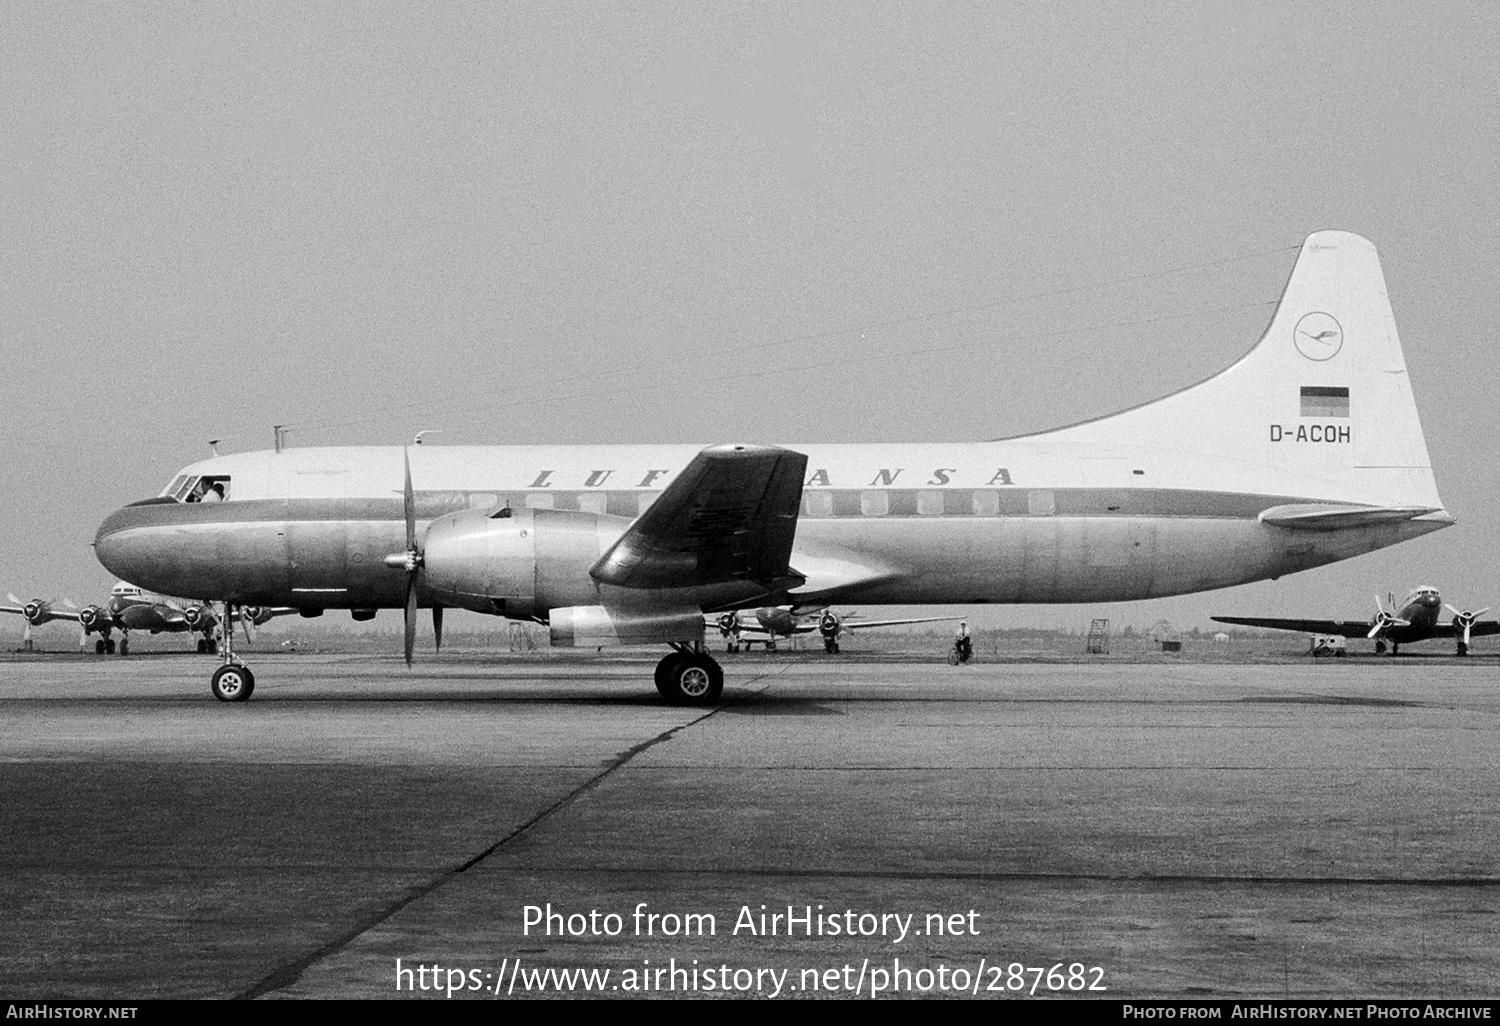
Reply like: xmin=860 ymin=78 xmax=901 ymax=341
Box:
xmin=1444 ymin=603 xmax=1491 ymax=650
xmin=1367 ymin=594 xmax=1411 ymax=639
xmin=383 ymin=448 xmax=424 ymax=666
xmin=9 ymin=594 xmax=48 ymax=624
xmin=716 ymin=612 xmax=739 ymax=637
xmin=239 ymin=607 xmax=261 ymax=643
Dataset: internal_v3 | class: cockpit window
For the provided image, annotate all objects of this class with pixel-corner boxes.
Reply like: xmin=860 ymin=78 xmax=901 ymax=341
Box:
xmin=184 ymin=476 xmax=231 ymax=503
xmin=162 ymin=475 xmax=190 ymax=499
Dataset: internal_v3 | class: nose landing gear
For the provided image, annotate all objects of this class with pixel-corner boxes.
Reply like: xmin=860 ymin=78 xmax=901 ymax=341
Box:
xmin=209 ymin=600 xmax=254 ymax=702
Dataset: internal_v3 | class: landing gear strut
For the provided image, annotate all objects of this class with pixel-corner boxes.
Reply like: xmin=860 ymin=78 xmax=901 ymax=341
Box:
xmin=209 ymin=600 xmax=254 ymax=702
xmin=654 ymin=644 xmax=723 ymax=706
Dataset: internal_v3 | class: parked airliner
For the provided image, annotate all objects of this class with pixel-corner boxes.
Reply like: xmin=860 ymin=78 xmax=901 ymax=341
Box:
xmin=4 ymin=582 xmax=292 ymax=654
xmin=1213 ymin=586 xmax=1496 ymax=655
xmin=711 ymin=608 xmax=958 ymax=653
xmin=93 ymin=232 xmax=1454 ymax=703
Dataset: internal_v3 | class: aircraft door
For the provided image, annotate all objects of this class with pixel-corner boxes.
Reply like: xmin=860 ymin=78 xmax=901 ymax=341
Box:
xmin=284 ymin=468 xmax=351 ymax=602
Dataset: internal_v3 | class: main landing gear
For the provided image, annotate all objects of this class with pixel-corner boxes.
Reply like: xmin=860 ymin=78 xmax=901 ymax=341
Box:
xmin=654 ymin=644 xmax=724 ymax=706
xmin=209 ymin=600 xmax=254 ymax=702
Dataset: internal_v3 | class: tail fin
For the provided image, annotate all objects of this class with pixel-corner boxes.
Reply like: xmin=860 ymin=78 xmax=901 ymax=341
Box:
xmin=1050 ymin=230 xmax=1444 ymax=509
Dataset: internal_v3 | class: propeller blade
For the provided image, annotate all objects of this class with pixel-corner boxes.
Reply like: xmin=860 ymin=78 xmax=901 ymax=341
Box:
xmin=1374 ymin=593 xmax=1387 ymax=615
xmin=1473 ymin=607 xmax=1491 ymax=619
xmin=433 ymin=604 xmax=444 ymax=652
xmin=7 ymin=594 xmax=21 ymax=605
xmin=241 ymin=613 xmax=255 ymax=644
xmin=1464 ymin=622 xmax=1473 ymax=648
xmin=64 ymin=598 xmax=78 ymax=610
xmin=1367 ymin=623 xmax=1383 ymax=639
xmin=403 ymin=447 xmax=417 ymax=555
xmin=404 ymin=579 xmax=417 ymax=668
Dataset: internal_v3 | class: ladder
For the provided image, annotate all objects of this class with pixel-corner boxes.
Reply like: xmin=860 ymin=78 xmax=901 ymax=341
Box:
xmin=1085 ymin=618 xmax=1110 ymax=654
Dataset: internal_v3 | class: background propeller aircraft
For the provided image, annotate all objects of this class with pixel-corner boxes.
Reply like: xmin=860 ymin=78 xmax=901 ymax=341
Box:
xmin=711 ymin=608 xmax=959 ymax=653
xmin=93 ymin=232 xmax=1458 ymax=704
xmin=1212 ymin=586 xmax=1497 ymax=655
xmin=1 ymin=593 xmax=81 ymax=651
xmin=4 ymin=582 xmax=292 ymax=655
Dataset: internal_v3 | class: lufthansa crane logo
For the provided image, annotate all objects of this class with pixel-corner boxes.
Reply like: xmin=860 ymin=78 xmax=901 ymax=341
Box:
xmin=1293 ymin=312 xmax=1343 ymax=361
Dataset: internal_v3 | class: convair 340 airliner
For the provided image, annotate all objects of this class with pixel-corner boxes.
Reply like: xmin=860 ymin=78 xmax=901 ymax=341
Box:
xmin=94 ymin=231 xmax=1452 ymax=704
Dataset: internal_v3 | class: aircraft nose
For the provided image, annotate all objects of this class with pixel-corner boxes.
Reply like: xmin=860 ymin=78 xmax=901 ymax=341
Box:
xmin=94 ymin=499 xmax=182 ymax=592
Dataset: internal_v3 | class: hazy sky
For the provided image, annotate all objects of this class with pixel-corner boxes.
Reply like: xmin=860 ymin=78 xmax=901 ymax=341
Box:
xmin=3 ymin=3 xmax=1498 ymax=640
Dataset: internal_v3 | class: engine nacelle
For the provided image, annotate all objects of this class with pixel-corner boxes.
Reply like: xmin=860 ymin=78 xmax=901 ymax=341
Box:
xmin=182 ymin=605 xmax=216 ymax=632
xmin=550 ymin=605 xmax=706 ymax=647
xmin=422 ymin=507 xmax=628 ymax=620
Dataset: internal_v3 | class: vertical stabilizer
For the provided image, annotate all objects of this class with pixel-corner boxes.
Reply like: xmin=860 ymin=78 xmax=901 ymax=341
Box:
xmin=1050 ymin=231 xmax=1443 ymax=508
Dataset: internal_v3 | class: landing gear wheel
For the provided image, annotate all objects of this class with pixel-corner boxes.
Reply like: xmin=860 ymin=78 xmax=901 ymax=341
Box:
xmin=655 ymin=652 xmax=688 ymax=698
xmin=208 ymin=638 xmax=218 ymax=655
xmin=196 ymin=638 xmax=207 ymax=654
xmin=655 ymin=652 xmax=723 ymax=706
xmin=118 ymin=639 xmax=129 ymax=656
xmin=95 ymin=639 xmax=106 ymax=655
xmin=1458 ymin=641 xmax=1469 ymax=657
xmin=211 ymin=664 xmax=255 ymax=702
xmin=1374 ymin=640 xmax=1387 ymax=654
xmin=105 ymin=638 xmax=116 ymax=654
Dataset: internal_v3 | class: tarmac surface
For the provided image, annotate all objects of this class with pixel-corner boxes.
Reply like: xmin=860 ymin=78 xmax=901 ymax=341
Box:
xmin=1 ymin=649 xmax=1497 ymax=1000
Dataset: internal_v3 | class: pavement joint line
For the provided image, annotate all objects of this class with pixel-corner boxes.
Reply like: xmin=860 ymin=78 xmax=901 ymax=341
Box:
xmin=234 ymin=665 xmax=789 ymax=1001
xmin=469 ymin=867 xmax=1500 ymax=887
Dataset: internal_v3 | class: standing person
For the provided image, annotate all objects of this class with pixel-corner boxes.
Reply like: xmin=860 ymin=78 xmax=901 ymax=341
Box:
xmin=954 ymin=621 xmax=972 ymax=663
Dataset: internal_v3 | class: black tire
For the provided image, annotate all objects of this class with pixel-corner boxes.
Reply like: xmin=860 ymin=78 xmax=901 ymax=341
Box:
xmin=655 ymin=652 xmax=688 ymax=698
xmin=196 ymin=638 xmax=207 ymax=654
xmin=211 ymin=664 xmax=254 ymax=702
xmin=1457 ymin=642 xmax=1469 ymax=657
xmin=119 ymin=639 xmax=129 ymax=656
xmin=105 ymin=639 xmax=115 ymax=654
xmin=94 ymin=639 xmax=105 ymax=655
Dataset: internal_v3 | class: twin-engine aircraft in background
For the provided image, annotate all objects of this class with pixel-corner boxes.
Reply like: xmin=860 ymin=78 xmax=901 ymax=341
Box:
xmin=1213 ymin=586 xmax=1497 ymax=656
xmin=94 ymin=231 xmax=1457 ymax=704
xmin=3 ymin=582 xmax=292 ymax=654
xmin=711 ymin=608 xmax=959 ymax=653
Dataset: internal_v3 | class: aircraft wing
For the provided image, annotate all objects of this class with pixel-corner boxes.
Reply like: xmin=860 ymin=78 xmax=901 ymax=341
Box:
xmin=1210 ymin=616 xmax=1377 ymax=638
xmin=1417 ymin=621 xmax=1500 ymax=639
xmin=841 ymin=615 xmax=962 ymax=632
xmin=0 ymin=605 xmax=81 ymax=622
xmin=592 ymin=445 xmax=807 ymax=591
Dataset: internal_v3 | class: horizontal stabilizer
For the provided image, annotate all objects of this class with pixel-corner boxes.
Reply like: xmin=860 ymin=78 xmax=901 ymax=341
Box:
xmin=1257 ymin=503 xmax=1445 ymax=531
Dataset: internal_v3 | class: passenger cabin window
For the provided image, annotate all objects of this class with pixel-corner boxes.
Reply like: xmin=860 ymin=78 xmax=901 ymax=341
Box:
xmin=1027 ymin=489 xmax=1056 ymax=516
xmin=860 ymin=490 xmax=889 ymax=516
xmin=804 ymin=491 xmax=833 ymax=517
xmin=525 ymin=493 xmax=555 ymax=509
xmin=917 ymin=490 xmax=944 ymax=515
xmin=972 ymin=490 xmax=1000 ymax=516
xmin=578 ymin=493 xmax=607 ymax=514
xmin=184 ymin=476 xmax=231 ymax=503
